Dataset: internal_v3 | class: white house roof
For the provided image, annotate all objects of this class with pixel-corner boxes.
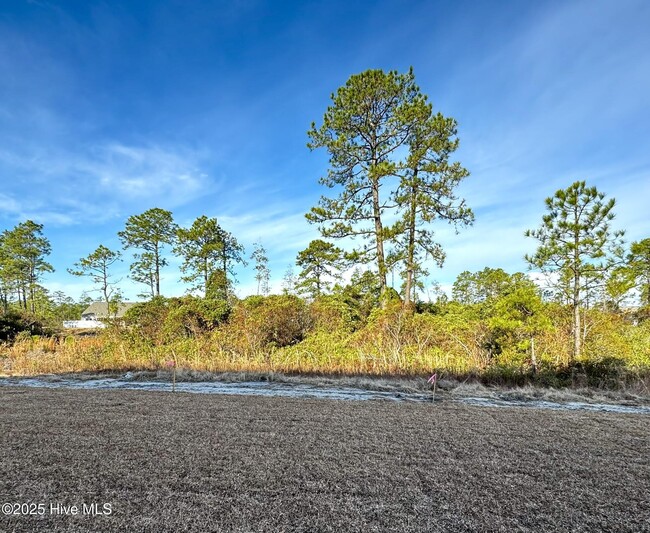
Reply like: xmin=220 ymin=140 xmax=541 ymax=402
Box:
xmin=81 ymin=301 xmax=137 ymax=319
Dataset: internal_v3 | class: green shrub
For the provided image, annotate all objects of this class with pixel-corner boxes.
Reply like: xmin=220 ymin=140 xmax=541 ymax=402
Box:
xmin=231 ymin=295 xmax=311 ymax=350
xmin=124 ymin=296 xmax=230 ymax=343
xmin=162 ymin=297 xmax=230 ymax=340
xmin=625 ymin=321 xmax=650 ymax=367
xmin=333 ymin=270 xmax=382 ymax=325
xmin=309 ymin=295 xmax=355 ymax=333
xmin=123 ymin=296 xmax=170 ymax=343
xmin=0 ymin=310 xmax=51 ymax=341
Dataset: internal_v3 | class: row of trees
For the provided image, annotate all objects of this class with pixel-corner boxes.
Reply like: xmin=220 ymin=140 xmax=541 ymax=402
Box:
xmin=303 ymin=68 xmax=649 ymax=361
xmin=69 ymin=211 xmax=251 ymax=308
xmin=0 ymin=210 xmax=342 ymax=315
xmin=0 ymin=210 xmax=254 ymax=315
xmin=1 ymin=68 xmax=649 ymax=366
xmin=1 ymin=200 xmax=648 ymax=366
xmin=0 ymin=221 xmax=53 ymax=313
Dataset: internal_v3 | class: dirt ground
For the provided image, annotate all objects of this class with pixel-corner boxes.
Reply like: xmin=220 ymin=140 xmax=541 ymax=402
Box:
xmin=1 ymin=387 xmax=649 ymax=532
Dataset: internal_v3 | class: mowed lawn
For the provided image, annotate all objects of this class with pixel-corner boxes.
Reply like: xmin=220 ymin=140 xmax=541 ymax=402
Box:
xmin=1 ymin=387 xmax=649 ymax=532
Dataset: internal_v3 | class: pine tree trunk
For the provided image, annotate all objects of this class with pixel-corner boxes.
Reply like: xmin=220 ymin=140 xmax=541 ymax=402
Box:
xmin=404 ymin=179 xmax=418 ymax=307
xmin=572 ymin=211 xmax=581 ymax=361
xmin=103 ymin=264 xmax=110 ymax=308
xmin=531 ymin=336 xmax=537 ymax=374
xmin=155 ymin=244 xmax=161 ymax=297
xmin=573 ymin=274 xmax=581 ymax=360
xmin=372 ymin=176 xmax=387 ymax=297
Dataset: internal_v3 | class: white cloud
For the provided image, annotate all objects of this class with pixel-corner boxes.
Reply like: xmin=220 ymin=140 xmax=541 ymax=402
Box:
xmin=219 ymin=209 xmax=314 ymax=255
xmin=0 ymin=193 xmax=21 ymax=215
xmin=0 ymin=141 xmax=213 ymax=227
xmin=85 ymin=143 xmax=210 ymax=203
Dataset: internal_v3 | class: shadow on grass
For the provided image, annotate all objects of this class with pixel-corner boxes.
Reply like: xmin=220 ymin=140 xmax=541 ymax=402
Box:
xmin=476 ymin=357 xmax=650 ymax=394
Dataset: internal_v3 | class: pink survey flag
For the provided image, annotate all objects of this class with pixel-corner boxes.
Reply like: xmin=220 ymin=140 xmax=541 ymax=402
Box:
xmin=165 ymin=360 xmax=176 ymax=368
xmin=427 ymin=373 xmax=437 ymax=384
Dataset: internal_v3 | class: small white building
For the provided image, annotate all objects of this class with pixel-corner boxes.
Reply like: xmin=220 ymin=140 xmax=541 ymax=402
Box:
xmin=63 ymin=319 xmax=106 ymax=329
xmin=63 ymin=302 xmax=137 ymax=329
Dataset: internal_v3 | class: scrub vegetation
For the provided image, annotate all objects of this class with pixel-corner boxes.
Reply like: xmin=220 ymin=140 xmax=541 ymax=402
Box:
xmin=3 ymin=291 xmax=650 ymax=391
xmin=1 ymin=69 xmax=650 ymax=391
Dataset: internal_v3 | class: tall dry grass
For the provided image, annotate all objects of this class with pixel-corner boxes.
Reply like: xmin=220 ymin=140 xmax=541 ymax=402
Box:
xmin=2 ymin=302 xmax=649 ymax=390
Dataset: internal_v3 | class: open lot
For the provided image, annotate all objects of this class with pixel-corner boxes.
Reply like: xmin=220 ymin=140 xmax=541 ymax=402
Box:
xmin=1 ymin=387 xmax=649 ymax=532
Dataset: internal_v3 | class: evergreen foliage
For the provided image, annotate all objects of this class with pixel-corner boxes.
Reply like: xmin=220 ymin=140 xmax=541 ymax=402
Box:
xmin=307 ymin=68 xmax=427 ymax=297
xmin=525 ymin=181 xmax=625 ymax=359
xmin=68 ymin=245 xmax=123 ymax=315
xmin=174 ymin=216 xmax=246 ymax=299
xmin=0 ymin=220 xmax=53 ymax=313
xmin=118 ymin=208 xmax=177 ymax=298
xmin=307 ymin=68 xmax=472 ymax=304
xmin=392 ymin=100 xmax=473 ymax=305
xmin=628 ymin=238 xmax=650 ymax=307
xmin=295 ymin=240 xmax=344 ymax=298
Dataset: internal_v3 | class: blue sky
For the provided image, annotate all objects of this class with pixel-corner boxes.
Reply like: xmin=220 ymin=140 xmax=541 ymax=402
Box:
xmin=1 ymin=0 xmax=649 ymax=301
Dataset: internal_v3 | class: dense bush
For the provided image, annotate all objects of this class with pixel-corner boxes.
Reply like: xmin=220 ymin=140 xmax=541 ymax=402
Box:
xmin=124 ymin=296 xmax=230 ymax=344
xmin=332 ymin=270 xmax=383 ymax=324
xmin=309 ymin=295 xmax=355 ymax=333
xmin=162 ymin=298 xmax=230 ymax=340
xmin=123 ymin=296 xmax=169 ymax=343
xmin=0 ymin=311 xmax=52 ymax=341
xmin=582 ymin=310 xmax=633 ymax=362
xmin=226 ymin=295 xmax=312 ymax=352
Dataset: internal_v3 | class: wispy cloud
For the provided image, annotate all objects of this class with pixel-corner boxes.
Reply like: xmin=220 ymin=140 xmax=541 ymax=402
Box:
xmin=0 ymin=193 xmax=22 ymax=215
xmin=79 ymin=143 xmax=212 ymax=205
xmin=220 ymin=209 xmax=314 ymax=254
xmin=0 ymin=142 xmax=213 ymax=226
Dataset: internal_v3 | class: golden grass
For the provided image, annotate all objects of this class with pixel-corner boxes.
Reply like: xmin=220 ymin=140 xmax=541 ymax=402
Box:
xmin=5 ymin=291 xmax=650 ymax=394
xmin=1 ymin=330 xmax=484 ymax=377
xmin=2 ymin=310 xmax=649 ymax=384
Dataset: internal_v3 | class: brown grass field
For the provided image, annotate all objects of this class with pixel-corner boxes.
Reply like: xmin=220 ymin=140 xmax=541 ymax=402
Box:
xmin=1 ymin=387 xmax=649 ymax=532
